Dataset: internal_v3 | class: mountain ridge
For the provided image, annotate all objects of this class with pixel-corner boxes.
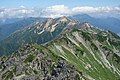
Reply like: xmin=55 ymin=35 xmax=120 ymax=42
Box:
xmin=1 ymin=16 xmax=120 ymax=56
xmin=0 ymin=20 xmax=120 ymax=79
xmin=70 ymin=14 xmax=120 ymax=33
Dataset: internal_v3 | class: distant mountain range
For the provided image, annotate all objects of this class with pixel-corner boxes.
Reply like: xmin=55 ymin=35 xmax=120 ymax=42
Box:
xmin=0 ymin=14 xmax=120 ymax=42
xmin=0 ymin=17 xmax=46 ymax=41
xmin=0 ymin=15 xmax=119 ymax=53
xmin=0 ymin=18 xmax=23 ymax=25
xmin=70 ymin=14 xmax=120 ymax=33
xmin=0 ymin=16 xmax=120 ymax=80
xmin=0 ymin=17 xmax=72 ymax=54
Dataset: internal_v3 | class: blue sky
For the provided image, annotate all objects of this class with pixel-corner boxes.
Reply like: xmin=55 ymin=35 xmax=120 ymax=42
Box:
xmin=0 ymin=0 xmax=120 ymax=19
xmin=0 ymin=0 xmax=120 ymax=8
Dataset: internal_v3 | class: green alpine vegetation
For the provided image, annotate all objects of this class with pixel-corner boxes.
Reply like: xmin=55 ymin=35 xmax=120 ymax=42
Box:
xmin=0 ymin=17 xmax=120 ymax=80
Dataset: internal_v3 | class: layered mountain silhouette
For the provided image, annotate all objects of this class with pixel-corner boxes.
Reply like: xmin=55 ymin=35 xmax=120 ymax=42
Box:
xmin=0 ymin=17 xmax=46 ymax=41
xmin=0 ymin=16 xmax=120 ymax=80
xmin=70 ymin=14 xmax=120 ymax=33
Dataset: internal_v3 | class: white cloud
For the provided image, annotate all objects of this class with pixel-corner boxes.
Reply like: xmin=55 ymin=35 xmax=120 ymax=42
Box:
xmin=72 ymin=6 xmax=98 ymax=13
xmin=0 ymin=7 xmax=36 ymax=18
xmin=20 ymin=5 xmax=26 ymax=8
xmin=0 ymin=5 xmax=120 ymax=18
xmin=42 ymin=5 xmax=120 ymax=18
xmin=45 ymin=5 xmax=70 ymax=14
xmin=72 ymin=6 xmax=120 ymax=14
xmin=42 ymin=5 xmax=71 ymax=18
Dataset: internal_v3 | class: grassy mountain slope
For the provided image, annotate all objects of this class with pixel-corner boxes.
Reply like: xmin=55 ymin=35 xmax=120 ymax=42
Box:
xmin=0 ymin=17 xmax=72 ymax=55
xmin=0 ymin=24 xmax=120 ymax=80
xmin=47 ymin=27 xmax=120 ymax=80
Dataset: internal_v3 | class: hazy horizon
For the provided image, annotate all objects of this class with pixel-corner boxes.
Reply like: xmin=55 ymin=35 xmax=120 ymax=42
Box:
xmin=0 ymin=0 xmax=120 ymax=18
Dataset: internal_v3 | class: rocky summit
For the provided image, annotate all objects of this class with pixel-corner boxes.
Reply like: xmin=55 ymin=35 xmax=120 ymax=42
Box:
xmin=0 ymin=17 xmax=120 ymax=80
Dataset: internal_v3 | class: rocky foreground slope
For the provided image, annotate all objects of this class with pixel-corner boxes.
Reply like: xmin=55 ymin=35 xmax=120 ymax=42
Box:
xmin=0 ymin=17 xmax=120 ymax=80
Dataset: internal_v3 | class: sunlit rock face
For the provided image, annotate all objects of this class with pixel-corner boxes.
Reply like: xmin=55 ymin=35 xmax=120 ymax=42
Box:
xmin=0 ymin=16 xmax=120 ymax=80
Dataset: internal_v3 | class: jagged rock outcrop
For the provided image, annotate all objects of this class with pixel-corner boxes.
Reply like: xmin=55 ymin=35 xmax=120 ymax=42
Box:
xmin=0 ymin=16 xmax=120 ymax=80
